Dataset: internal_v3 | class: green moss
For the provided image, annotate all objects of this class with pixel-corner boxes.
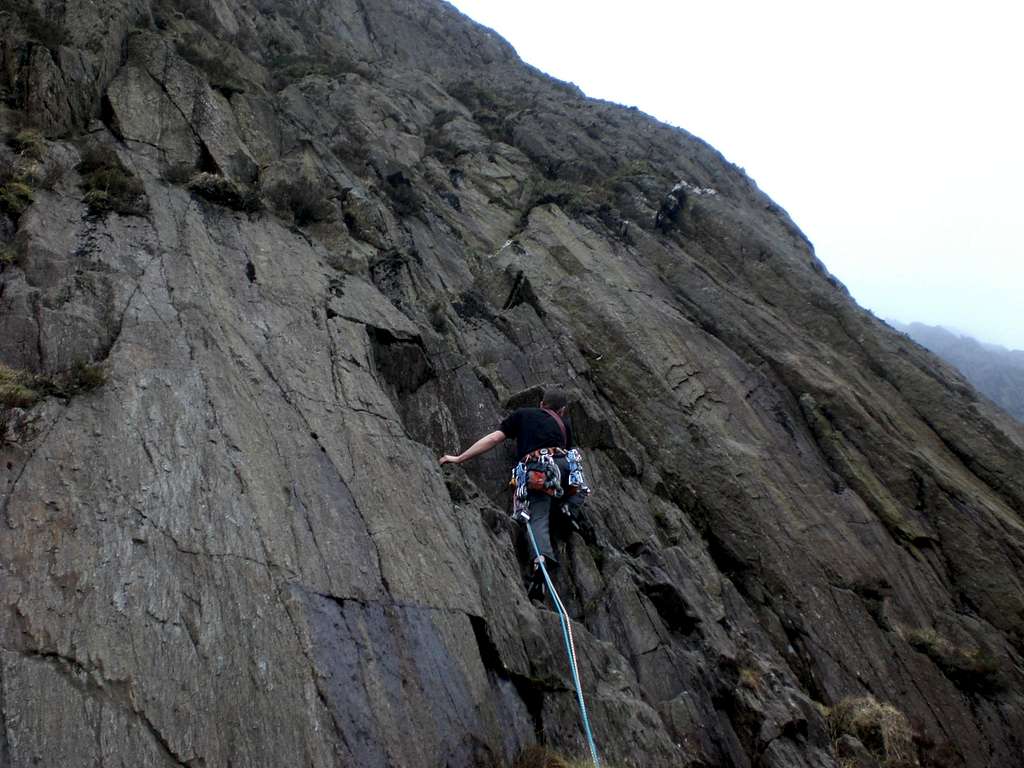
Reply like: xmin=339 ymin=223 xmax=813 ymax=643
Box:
xmin=0 ymin=361 xmax=106 ymax=410
xmin=267 ymin=53 xmax=363 ymax=91
xmin=427 ymin=299 xmax=449 ymax=333
xmin=521 ymin=177 xmax=613 ymax=224
xmin=905 ymin=627 xmax=1003 ymax=694
xmin=187 ymin=172 xmax=261 ymax=212
xmin=266 ymin=178 xmax=332 ymax=224
xmin=0 ymin=365 xmax=39 ymax=409
xmin=798 ymin=393 xmax=931 ymax=544
xmin=448 ymin=81 xmax=522 ymax=144
xmin=10 ymin=129 xmax=45 ymax=160
xmin=0 ymin=181 xmax=34 ymax=217
xmin=0 ymin=243 xmax=22 ymax=271
xmin=63 ymin=361 xmax=107 ymax=394
xmin=77 ymin=146 xmax=149 ymax=217
xmin=5 ymin=0 xmax=66 ymax=51
xmin=162 ymin=162 xmax=196 ymax=185
xmin=38 ymin=158 xmax=68 ymax=191
xmin=524 ymin=160 xmax=661 ymax=224
xmin=604 ymin=159 xmax=658 ymax=185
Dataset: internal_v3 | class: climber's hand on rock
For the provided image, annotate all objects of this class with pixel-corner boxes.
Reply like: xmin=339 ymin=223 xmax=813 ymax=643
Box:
xmin=439 ymin=454 xmax=462 ymax=466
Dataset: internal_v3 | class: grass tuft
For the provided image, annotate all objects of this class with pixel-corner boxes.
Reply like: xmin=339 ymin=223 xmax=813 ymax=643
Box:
xmin=265 ymin=179 xmax=333 ymax=225
xmin=0 ymin=242 xmax=22 ymax=271
xmin=828 ymin=696 xmax=915 ymax=767
xmin=0 ymin=180 xmax=34 ymax=218
xmin=738 ymin=667 xmax=764 ymax=692
xmin=0 ymin=360 xmax=106 ymax=411
xmin=175 ymin=38 xmax=246 ymax=96
xmin=186 ymin=172 xmax=261 ymax=212
xmin=63 ymin=361 xmax=107 ymax=394
xmin=162 ymin=162 xmax=196 ymax=186
xmin=267 ymin=53 xmax=365 ymax=91
xmin=5 ymin=0 xmax=66 ymax=51
xmin=0 ymin=364 xmax=40 ymax=408
xmin=10 ymin=129 xmax=46 ymax=160
xmin=77 ymin=145 xmax=149 ymax=216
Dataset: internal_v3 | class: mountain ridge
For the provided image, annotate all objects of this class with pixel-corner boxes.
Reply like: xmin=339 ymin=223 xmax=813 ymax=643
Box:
xmin=891 ymin=321 xmax=1024 ymax=423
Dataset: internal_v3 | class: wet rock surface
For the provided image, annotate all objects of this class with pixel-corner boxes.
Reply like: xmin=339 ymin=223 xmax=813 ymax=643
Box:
xmin=2 ymin=2 xmax=1024 ymax=767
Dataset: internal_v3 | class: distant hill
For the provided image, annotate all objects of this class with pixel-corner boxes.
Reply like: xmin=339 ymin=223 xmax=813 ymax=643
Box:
xmin=892 ymin=322 xmax=1024 ymax=422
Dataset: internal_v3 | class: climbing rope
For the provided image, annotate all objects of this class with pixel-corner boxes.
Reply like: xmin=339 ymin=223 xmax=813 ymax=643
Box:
xmin=525 ymin=523 xmax=601 ymax=768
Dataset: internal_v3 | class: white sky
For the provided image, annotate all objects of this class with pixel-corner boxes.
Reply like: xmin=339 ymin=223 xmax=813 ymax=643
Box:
xmin=447 ymin=0 xmax=1024 ymax=350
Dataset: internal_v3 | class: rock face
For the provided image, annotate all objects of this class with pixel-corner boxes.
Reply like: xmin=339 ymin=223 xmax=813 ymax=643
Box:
xmin=2 ymin=2 xmax=1023 ymax=767
xmin=892 ymin=322 xmax=1024 ymax=424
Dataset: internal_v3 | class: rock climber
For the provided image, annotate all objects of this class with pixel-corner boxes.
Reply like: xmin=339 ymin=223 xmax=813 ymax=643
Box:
xmin=439 ymin=388 xmax=590 ymax=600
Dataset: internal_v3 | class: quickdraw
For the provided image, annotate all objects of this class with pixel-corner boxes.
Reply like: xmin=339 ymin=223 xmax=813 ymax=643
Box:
xmin=510 ymin=447 xmax=591 ymax=522
xmin=566 ymin=447 xmax=590 ymax=497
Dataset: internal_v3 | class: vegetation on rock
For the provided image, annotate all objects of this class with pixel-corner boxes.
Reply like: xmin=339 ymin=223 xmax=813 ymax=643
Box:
xmin=2 ymin=2 xmax=1023 ymax=767
xmin=905 ymin=627 xmax=1003 ymax=694
xmin=77 ymin=145 xmax=149 ymax=216
xmin=0 ymin=364 xmax=39 ymax=409
xmin=448 ymin=80 xmax=519 ymax=144
xmin=381 ymin=170 xmax=423 ymax=218
xmin=0 ymin=361 xmax=106 ymax=409
xmin=9 ymin=129 xmax=45 ymax=160
xmin=0 ymin=153 xmax=35 ymax=219
xmin=267 ymin=53 xmax=365 ymax=91
xmin=265 ymin=178 xmax=333 ymax=225
xmin=0 ymin=179 xmax=33 ymax=218
xmin=187 ymin=172 xmax=261 ymax=212
xmin=827 ymin=697 xmax=916 ymax=768
xmin=163 ymin=162 xmax=197 ymax=185
xmin=175 ymin=37 xmax=247 ymax=96
xmin=0 ymin=242 xmax=22 ymax=271
xmin=3 ymin=0 xmax=66 ymax=51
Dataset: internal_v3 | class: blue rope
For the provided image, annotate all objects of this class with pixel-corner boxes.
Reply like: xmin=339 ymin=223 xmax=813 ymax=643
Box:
xmin=526 ymin=522 xmax=601 ymax=768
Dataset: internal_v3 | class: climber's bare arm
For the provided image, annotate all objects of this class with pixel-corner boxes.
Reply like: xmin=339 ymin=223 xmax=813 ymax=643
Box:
xmin=439 ymin=430 xmax=506 ymax=465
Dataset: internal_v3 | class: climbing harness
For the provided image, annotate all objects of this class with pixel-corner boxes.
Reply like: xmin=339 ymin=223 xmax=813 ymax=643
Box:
xmin=510 ymin=448 xmax=564 ymax=521
xmin=525 ymin=523 xmax=601 ymax=768
xmin=510 ymin=446 xmax=591 ymax=522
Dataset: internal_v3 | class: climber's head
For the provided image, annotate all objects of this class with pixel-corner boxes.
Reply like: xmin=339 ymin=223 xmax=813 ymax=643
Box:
xmin=540 ymin=388 xmax=569 ymax=415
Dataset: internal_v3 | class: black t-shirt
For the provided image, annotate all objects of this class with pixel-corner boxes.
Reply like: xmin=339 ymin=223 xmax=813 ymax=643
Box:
xmin=499 ymin=407 xmax=575 ymax=460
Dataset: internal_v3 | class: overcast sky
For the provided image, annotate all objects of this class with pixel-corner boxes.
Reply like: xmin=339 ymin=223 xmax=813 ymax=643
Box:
xmin=448 ymin=0 xmax=1023 ymax=350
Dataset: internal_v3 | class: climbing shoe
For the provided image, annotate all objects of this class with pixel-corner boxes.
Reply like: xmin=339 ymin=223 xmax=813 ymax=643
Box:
xmin=527 ymin=565 xmax=546 ymax=601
